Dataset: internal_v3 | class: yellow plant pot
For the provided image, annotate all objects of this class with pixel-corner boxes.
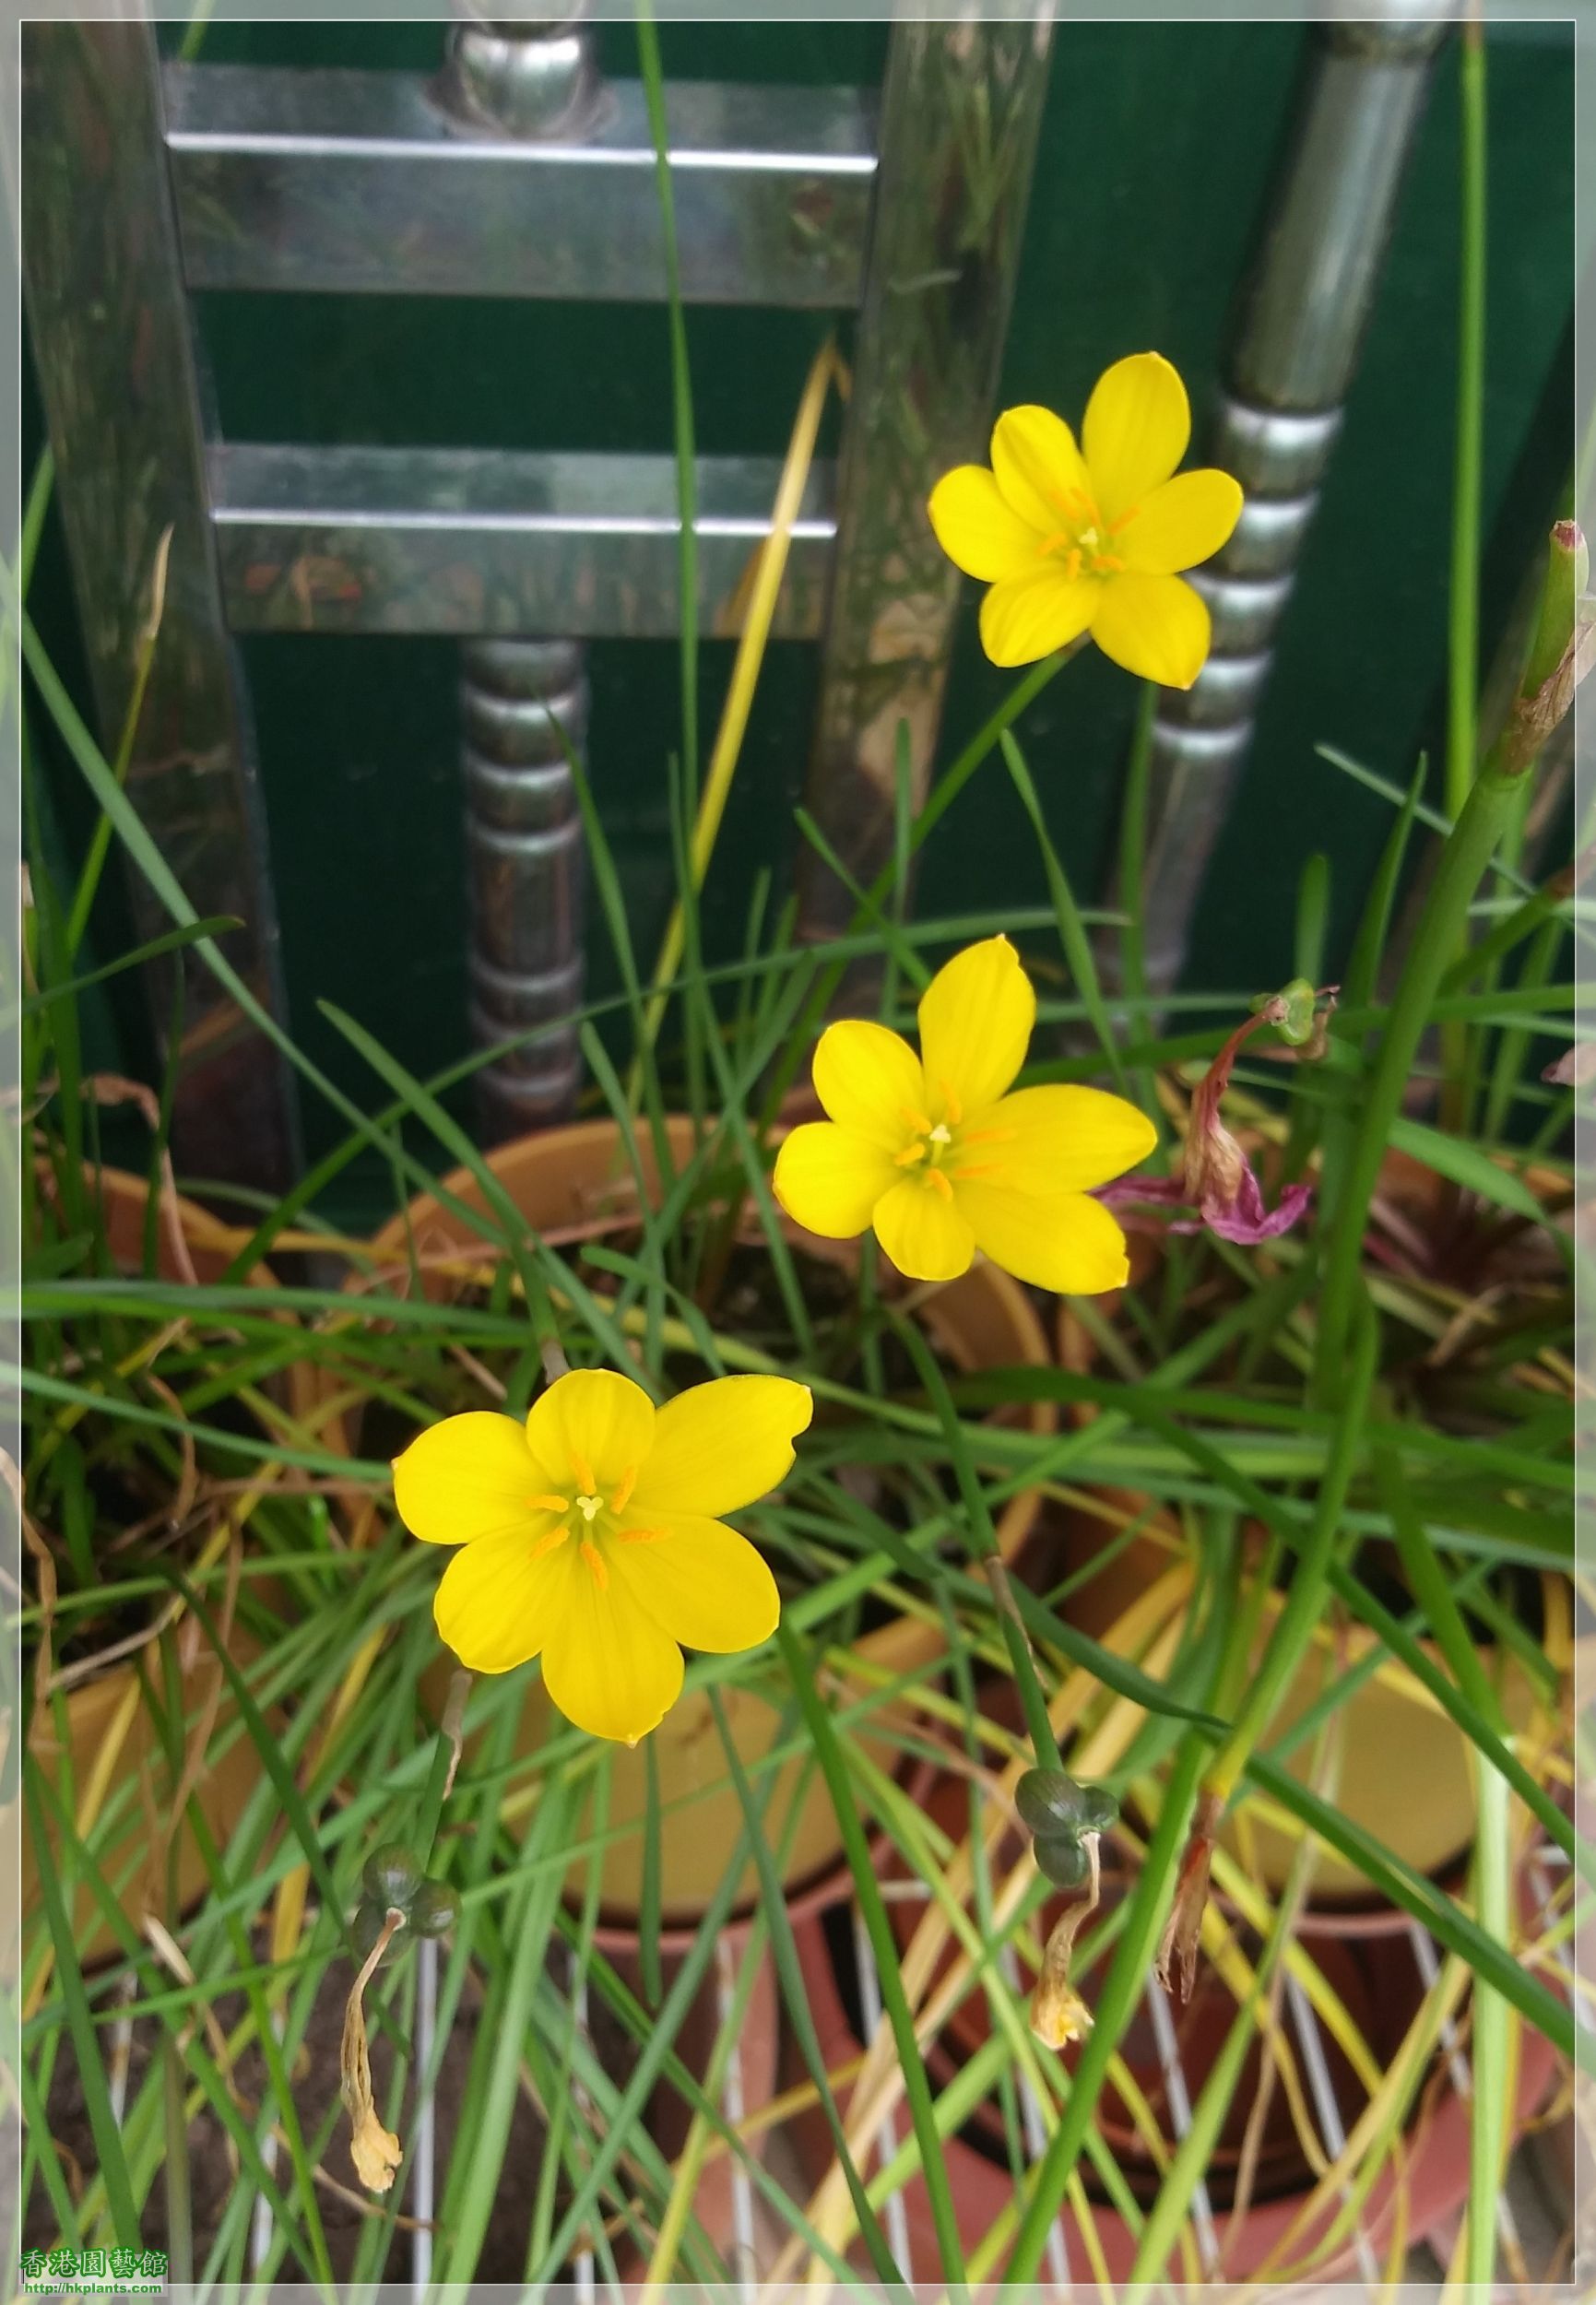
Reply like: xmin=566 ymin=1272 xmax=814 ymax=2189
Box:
xmin=1057 ymin=1258 xmax=1553 ymax=1901
xmin=357 ymin=1116 xmax=1058 ymax=1921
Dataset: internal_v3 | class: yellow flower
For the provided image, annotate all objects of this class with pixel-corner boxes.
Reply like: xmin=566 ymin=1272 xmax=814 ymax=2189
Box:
xmin=928 ymin=351 xmax=1242 ymax=683
xmin=772 ymin=937 xmax=1155 ymax=1292
xmin=393 ymin=1367 xmax=812 ymax=1745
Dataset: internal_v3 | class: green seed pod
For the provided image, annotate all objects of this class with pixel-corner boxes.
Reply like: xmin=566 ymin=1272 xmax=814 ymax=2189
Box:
xmin=1033 ymin=1833 xmax=1092 ymax=1892
xmin=351 ymin=1897 xmax=388 ymax=1964
xmin=1272 ymin=978 xmax=1319 ymax=1047
xmin=409 ymin=1879 xmax=461 ymax=1939
xmin=361 ymin=1841 xmax=421 ymax=1911
xmin=1015 ymin=1768 xmax=1086 ymax=1838
xmin=1077 ymin=1785 xmax=1119 ymax=1835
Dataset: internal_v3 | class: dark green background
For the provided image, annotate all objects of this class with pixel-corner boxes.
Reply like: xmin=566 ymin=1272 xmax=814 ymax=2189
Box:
xmin=27 ymin=18 xmax=1574 ymax=1188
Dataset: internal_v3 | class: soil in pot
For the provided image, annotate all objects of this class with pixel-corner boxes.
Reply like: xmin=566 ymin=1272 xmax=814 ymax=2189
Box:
xmin=27 ymin=1923 xmax=772 ymax=2282
xmin=327 ymin=1116 xmax=1057 ymax=1921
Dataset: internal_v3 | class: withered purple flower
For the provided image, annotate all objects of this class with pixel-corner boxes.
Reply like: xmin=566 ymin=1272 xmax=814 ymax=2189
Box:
xmin=1099 ymin=984 xmax=1333 ymax=1247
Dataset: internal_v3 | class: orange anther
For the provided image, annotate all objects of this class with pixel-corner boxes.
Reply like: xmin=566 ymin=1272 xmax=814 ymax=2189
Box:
xmin=531 ymin=1523 xmax=571 ymax=1559
xmin=1095 ymin=552 xmax=1124 ymax=573
xmin=580 ymin=1538 xmax=609 ymax=1590
xmin=926 ymin=1168 xmax=955 ymax=1201
xmin=952 ymin=1163 xmax=1001 ymax=1181
xmin=1106 ymin=504 xmax=1141 ymax=534
xmin=894 ymin=1143 xmax=927 ymax=1167
xmin=940 ymin=1081 xmax=964 ymax=1127
xmin=618 ymin=1525 xmax=668 ymax=1545
xmin=612 ymin=1464 xmax=638 ymax=1513
xmin=527 ymin=1493 xmax=571 ymax=1515
xmin=570 ymin=1451 xmax=597 ymax=1495
xmin=959 ymin=1127 xmax=1015 ymax=1148
xmin=900 ymin=1105 xmax=935 ymax=1135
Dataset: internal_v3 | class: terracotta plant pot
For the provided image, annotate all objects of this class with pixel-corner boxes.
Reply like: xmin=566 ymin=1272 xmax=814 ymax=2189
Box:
xmin=785 ymin=1886 xmax=1558 ymax=2283
xmin=601 ymin=1851 xmax=867 ymax=2276
xmin=1055 ymin=1234 xmax=1548 ymax=1902
xmin=23 ymin=1168 xmax=305 ymax=1951
xmin=882 ymin=1761 xmax=1376 ymax=2203
xmin=350 ymin=1116 xmax=1058 ymax=1920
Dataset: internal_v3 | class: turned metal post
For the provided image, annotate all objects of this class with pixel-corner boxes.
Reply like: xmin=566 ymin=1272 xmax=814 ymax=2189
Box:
xmin=795 ymin=12 xmax=1054 ymax=945
xmin=437 ymin=6 xmax=598 ymax=1138
xmin=459 ymin=641 xmax=586 ymax=1131
xmin=1108 ymin=2 xmax=1454 ymax=1000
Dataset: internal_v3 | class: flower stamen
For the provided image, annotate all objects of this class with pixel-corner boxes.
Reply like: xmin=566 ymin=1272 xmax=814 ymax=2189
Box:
xmin=925 ymin=1168 xmax=954 ymax=1201
xmin=940 ymin=1081 xmax=964 ymax=1127
xmin=960 ymin=1127 xmax=1015 ymax=1148
xmin=894 ymin=1143 xmax=927 ymax=1167
xmin=579 ymin=1538 xmax=609 ymax=1590
xmin=611 ymin=1464 xmax=638 ymax=1513
xmin=900 ymin=1105 xmax=935 ymax=1135
xmin=618 ymin=1525 xmax=668 ymax=1544
xmin=952 ymin=1163 xmax=1002 ymax=1181
xmin=569 ymin=1451 xmax=597 ymax=1495
xmin=530 ymin=1523 xmax=571 ymax=1559
xmin=527 ymin=1493 xmax=571 ymax=1514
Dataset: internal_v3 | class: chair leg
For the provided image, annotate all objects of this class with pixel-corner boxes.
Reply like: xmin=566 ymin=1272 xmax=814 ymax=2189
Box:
xmin=20 ymin=18 xmax=299 ymax=1191
xmin=440 ymin=6 xmax=601 ymax=1142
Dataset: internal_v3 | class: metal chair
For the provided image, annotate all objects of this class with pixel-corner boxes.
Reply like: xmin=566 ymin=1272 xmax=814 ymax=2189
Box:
xmin=20 ymin=4 xmax=1449 ymax=1190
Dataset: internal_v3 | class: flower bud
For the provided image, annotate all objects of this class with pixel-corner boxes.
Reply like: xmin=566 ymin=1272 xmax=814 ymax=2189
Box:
xmin=1521 ymin=520 xmax=1587 ymax=701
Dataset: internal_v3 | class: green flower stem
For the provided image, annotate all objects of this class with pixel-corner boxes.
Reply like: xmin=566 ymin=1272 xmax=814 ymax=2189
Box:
xmin=413 ymin=1667 xmax=472 ymax=1871
xmin=893 ymin=1313 xmax=1060 ymax=1779
xmin=1314 ymin=761 xmax=1527 ymax=1396
xmin=1204 ymin=1291 xmax=1378 ymax=1812
xmin=1003 ymin=1732 xmax=1209 ymax=2284
xmin=759 ymin=646 xmax=1078 ymax=1129
xmin=1440 ymin=15 xmax=1487 ymax=1123
xmin=1467 ymin=1756 xmax=1513 ymax=2288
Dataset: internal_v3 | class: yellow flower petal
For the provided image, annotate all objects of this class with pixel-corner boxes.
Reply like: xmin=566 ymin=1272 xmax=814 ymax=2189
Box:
xmin=990 ymin=405 xmax=1091 ymax=533
xmin=774 ymin=1120 xmax=896 ymax=1239
xmin=813 ymin=1018 xmax=926 ymax=1148
xmin=1082 ymin=352 xmax=1190 ymax=523
xmin=611 ymin=1513 xmax=779 ymax=1653
xmin=928 ymin=465 xmax=1042 ymax=581
xmin=633 ymin=1376 xmax=812 ymax=1517
xmin=393 ymin=1412 xmax=538 ymax=1546
xmin=1090 ymin=572 xmax=1212 ymax=690
xmin=1116 ymin=469 xmax=1242 ymax=575
xmin=433 ymin=1529 xmax=574 ymax=1673
xmin=526 ymin=1367 xmax=655 ymax=1491
xmin=918 ymin=936 xmax=1035 ymax=1118
xmin=542 ymin=1566 xmax=684 ymax=1744
xmin=872 ymin=1176 xmax=976 ymax=1282
xmin=955 ymin=1180 xmax=1131 ymax=1294
xmin=979 ymin=565 xmax=1101 ymax=668
xmin=975 ymin=1084 xmax=1157 ymax=1196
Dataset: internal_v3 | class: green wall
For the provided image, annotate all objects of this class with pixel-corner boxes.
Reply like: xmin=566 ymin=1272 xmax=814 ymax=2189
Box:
xmin=27 ymin=18 xmax=1573 ymax=1191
